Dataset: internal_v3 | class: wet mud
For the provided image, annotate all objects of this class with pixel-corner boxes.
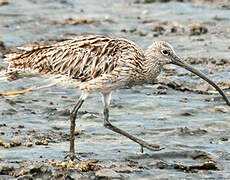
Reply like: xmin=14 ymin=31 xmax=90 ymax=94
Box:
xmin=0 ymin=0 xmax=230 ymax=179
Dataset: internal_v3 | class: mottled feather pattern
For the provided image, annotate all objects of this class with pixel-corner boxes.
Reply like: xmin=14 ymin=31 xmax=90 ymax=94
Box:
xmin=5 ymin=35 xmax=148 ymax=92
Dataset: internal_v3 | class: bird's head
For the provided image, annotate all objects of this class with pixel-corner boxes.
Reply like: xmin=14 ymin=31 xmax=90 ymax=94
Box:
xmin=145 ymin=41 xmax=180 ymax=65
xmin=146 ymin=41 xmax=230 ymax=106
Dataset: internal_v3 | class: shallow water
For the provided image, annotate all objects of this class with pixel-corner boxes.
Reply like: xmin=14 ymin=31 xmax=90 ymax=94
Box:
xmin=0 ymin=0 xmax=230 ymax=179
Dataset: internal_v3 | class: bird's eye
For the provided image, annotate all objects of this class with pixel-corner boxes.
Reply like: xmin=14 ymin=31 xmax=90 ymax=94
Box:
xmin=161 ymin=50 xmax=169 ymax=55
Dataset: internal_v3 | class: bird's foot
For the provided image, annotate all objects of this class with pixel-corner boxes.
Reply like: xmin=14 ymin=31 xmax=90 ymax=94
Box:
xmin=150 ymin=144 xmax=162 ymax=150
xmin=140 ymin=143 xmax=164 ymax=153
xmin=64 ymin=152 xmax=81 ymax=161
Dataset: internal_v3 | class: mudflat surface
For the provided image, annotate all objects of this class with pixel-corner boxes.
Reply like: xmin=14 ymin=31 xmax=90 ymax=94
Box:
xmin=0 ymin=0 xmax=230 ymax=179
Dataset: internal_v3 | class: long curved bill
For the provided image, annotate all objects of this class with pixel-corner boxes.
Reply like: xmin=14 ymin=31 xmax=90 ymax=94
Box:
xmin=171 ymin=56 xmax=230 ymax=106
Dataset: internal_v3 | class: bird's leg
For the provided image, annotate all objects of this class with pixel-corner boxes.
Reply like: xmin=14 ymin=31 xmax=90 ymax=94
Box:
xmin=69 ymin=99 xmax=84 ymax=160
xmin=102 ymin=93 xmax=161 ymax=152
xmin=67 ymin=92 xmax=88 ymax=161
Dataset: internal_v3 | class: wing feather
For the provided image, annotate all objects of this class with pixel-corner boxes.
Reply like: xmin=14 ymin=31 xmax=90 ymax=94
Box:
xmin=5 ymin=35 xmax=145 ymax=82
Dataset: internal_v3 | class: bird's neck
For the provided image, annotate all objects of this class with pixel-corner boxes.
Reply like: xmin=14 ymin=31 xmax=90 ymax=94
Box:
xmin=143 ymin=54 xmax=163 ymax=84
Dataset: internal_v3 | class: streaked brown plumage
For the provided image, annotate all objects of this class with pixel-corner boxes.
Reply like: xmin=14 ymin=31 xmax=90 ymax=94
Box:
xmin=7 ymin=35 xmax=146 ymax=92
xmin=4 ymin=34 xmax=230 ymax=160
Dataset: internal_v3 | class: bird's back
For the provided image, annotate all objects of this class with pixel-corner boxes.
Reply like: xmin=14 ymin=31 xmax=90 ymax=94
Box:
xmin=5 ymin=35 xmax=145 ymax=83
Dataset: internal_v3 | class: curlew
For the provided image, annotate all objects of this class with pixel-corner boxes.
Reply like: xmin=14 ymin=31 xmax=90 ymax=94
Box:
xmin=3 ymin=35 xmax=230 ymax=160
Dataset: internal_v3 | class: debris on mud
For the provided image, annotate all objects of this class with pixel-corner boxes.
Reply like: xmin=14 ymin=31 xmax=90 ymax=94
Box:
xmin=52 ymin=18 xmax=98 ymax=26
xmin=177 ymin=127 xmax=208 ymax=136
xmin=149 ymin=160 xmax=168 ymax=169
xmin=170 ymin=24 xmax=185 ymax=34
xmin=152 ymin=25 xmax=166 ymax=36
xmin=214 ymin=105 xmax=229 ymax=113
xmin=35 ymin=140 xmax=49 ymax=145
xmin=156 ymin=80 xmax=212 ymax=95
xmin=10 ymin=140 xmax=22 ymax=147
xmin=67 ymin=19 xmax=98 ymax=26
xmin=48 ymin=159 xmax=101 ymax=172
xmin=0 ymin=139 xmax=10 ymax=148
xmin=0 ymin=165 xmax=14 ymax=176
xmin=128 ymin=150 xmax=218 ymax=173
xmin=189 ymin=24 xmax=208 ymax=36
xmin=0 ymin=160 xmax=101 ymax=179
xmin=174 ymin=161 xmax=218 ymax=172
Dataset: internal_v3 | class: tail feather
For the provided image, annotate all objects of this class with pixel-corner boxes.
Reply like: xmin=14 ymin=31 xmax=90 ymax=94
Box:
xmin=17 ymin=46 xmax=35 ymax=51
xmin=4 ymin=53 xmax=19 ymax=61
xmin=4 ymin=44 xmax=54 ymax=75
